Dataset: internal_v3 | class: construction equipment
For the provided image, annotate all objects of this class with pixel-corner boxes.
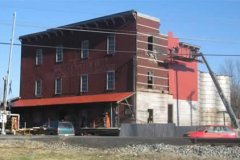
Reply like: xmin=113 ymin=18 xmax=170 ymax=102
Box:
xmin=169 ymin=50 xmax=239 ymax=129
xmin=199 ymin=52 xmax=240 ymax=129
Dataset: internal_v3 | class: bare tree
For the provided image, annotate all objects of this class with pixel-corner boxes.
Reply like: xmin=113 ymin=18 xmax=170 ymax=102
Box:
xmin=220 ymin=59 xmax=240 ymax=118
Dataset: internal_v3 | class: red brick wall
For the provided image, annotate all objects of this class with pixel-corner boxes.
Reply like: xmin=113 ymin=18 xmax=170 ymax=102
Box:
xmin=136 ymin=15 xmax=169 ymax=91
xmin=168 ymin=32 xmax=198 ymax=101
xmin=20 ymin=18 xmax=137 ymax=99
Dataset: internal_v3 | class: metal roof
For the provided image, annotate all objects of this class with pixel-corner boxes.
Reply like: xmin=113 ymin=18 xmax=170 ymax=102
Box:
xmin=19 ymin=10 xmax=160 ymax=40
xmin=13 ymin=92 xmax=134 ymax=107
xmin=19 ymin=10 xmax=137 ymax=40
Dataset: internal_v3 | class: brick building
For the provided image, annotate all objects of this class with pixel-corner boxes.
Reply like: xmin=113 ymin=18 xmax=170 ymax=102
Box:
xmin=13 ymin=10 xmax=229 ymax=130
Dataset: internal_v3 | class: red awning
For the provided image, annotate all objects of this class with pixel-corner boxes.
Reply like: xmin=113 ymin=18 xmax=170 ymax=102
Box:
xmin=13 ymin=92 xmax=134 ymax=108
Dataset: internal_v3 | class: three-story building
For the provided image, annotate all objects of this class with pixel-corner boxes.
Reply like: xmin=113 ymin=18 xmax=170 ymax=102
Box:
xmin=14 ymin=10 xmax=226 ymax=130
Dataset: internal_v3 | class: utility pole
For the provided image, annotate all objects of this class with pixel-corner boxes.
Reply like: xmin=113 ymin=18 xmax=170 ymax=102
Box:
xmin=1 ymin=12 xmax=16 ymax=135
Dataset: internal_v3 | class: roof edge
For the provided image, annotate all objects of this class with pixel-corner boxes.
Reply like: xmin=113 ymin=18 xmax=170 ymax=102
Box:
xmin=179 ymin=42 xmax=200 ymax=49
xmin=19 ymin=10 xmax=137 ymax=40
xmin=137 ymin=12 xmax=160 ymax=22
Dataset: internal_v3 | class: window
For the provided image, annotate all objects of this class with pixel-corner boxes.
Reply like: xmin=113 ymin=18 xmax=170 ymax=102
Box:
xmin=147 ymin=71 xmax=154 ymax=89
xmin=80 ymin=74 xmax=88 ymax=92
xmin=81 ymin=40 xmax=89 ymax=59
xmin=35 ymin=80 xmax=42 ymax=97
xmin=107 ymin=35 xmax=115 ymax=54
xmin=107 ymin=71 xmax=115 ymax=90
xmin=206 ymin=126 xmax=215 ymax=133
xmin=55 ymin=78 xmax=62 ymax=95
xmin=36 ymin=49 xmax=43 ymax=65
xmin=148 ymin=36 xmax=154 ymax=52
xmin=56 ymin=46 xmax=63 ymax=62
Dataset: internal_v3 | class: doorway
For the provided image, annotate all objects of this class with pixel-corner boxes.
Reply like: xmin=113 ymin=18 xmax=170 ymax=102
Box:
xmin=168 ymin=104 xmax=173 ymax=123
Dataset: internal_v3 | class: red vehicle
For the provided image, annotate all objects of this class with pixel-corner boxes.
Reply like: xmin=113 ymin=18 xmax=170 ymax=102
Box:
xmin=184 ymin=125 xmax=237 ymax=139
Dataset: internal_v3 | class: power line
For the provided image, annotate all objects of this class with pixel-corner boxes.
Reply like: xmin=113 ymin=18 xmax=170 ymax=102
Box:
xmin=2 ymin=21 xmax=239 ymax=44
xmin=1 ymin=41 xmax=240 ymax=57
xmin=3 ymin=21 xmax=240 ymax=44
xmin=0 ymin=42 xmax=137 ymax=54
xmin=0 ymin=22 xmax=139 ymax=34
xmin=4 ymin=22 xmax=168 ymax=41
xmin=0 ymin=22 xmax=159 ymax=37
xmin=178 ymin=37 xmax=240 ymax=44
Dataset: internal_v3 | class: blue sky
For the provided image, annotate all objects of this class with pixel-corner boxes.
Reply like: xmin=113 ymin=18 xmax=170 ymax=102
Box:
xmin=1 ymin=0 xmax=240 ymax=99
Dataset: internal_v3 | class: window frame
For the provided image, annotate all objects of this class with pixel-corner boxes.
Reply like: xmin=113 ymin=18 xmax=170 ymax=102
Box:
xmin=148 ymin=36 xmax=154 ymax=52
xmin=106 ymin=70 xmax=115 ymax=90
xmin=35 ymin=79 xmax=42 ymax=97
xmin=55 ymin=78 xmax=62 ymax=95
xmin=36 ymin=48 xmax=43 ymax=65
xmin=80 ymin=74 xmax=88 ymax=93
xmin=107 ymin=35 xmax=115 ymax=55
xmin=147 ymin=71 xmax=154 ymax=89
xmin=56 ymin=46 xmax=63 ymax=63
xmin=81 ymin=40 xmax=89 ymax=59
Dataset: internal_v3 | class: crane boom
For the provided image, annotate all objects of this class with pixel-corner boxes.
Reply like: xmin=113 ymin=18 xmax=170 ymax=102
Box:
xmin=200 ymin=52 xmax=239 ymax=129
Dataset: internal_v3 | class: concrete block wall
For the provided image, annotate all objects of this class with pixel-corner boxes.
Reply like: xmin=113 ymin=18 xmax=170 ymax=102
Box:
xmin=136 ymin=91 xmax=172 ymax=124
xmin=136 ymin=91 xmax=199 ymax=126
xmin=172 ymin=99 xmax=199 ymax=126
xmin=120 ymin=123 xmax=202 ymax=137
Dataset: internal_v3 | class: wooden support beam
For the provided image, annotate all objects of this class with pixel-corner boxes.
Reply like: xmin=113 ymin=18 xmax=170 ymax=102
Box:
xmin=120 ymin=16 xmax=126 ymax=23
xmin=104 ymin=20 xmax=109 ymax=26
xmin=53 ymin=31 xmax=58 ymax=37
xmin=44 ymin=33 xmax=51 ymax=39
xmin=33 ymin=36 xmax=39 ymax=41
xmin=111 ymin=18 xmax=116 ymax=25
xmin=93 ymin=22 xmax=99 ymax=28
xmin=58 ymin=30 xmax=64 ymax=36
xmin=26 ymin=38 xmax=31 ymax=42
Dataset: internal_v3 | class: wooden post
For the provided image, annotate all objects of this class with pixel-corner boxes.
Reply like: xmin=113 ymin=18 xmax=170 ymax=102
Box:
xmin=110 ymin=103 xmax=113 ymax=128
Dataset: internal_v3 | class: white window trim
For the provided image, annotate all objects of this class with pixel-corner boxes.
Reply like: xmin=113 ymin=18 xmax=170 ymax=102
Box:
xmin=106 ymin=70 xmax=115 ymax=90
xmin=147 ymin=71 xmax=154 ymax=88
xmin=35 ymin=80 xmax=42 ymax=97
xmin=56 ymin=46 xmax=63 ymax=63
xmin=81 ymin=40 xmax=89 ymax=59
xmin=80 ymin=74 xmax=88 ymax=92
xmin=55 ymin=78 xmax=62 ymax=95
xmin=36 ymin=48 xmax=43 ymax=65
xmin=107 ymin=35 xmax=115 ymax=55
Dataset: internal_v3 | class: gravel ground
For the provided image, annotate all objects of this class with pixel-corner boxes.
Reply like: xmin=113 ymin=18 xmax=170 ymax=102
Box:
xmin=0 ymin=140 xmax=239 ymax=160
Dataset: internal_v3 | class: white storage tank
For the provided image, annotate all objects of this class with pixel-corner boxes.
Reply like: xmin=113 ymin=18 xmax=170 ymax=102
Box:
xmin=216 ymin=75 xmax=231 ymax=111
xmin=198 ymin=71 xmax=231 ymax=125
